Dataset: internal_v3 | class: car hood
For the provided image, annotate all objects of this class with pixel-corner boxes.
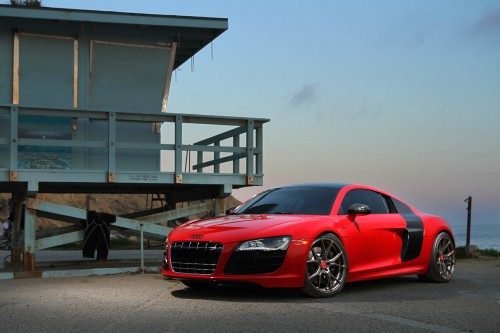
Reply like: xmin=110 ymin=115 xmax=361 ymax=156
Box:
xmin=169 ymin=214 xmax=318 ymax=242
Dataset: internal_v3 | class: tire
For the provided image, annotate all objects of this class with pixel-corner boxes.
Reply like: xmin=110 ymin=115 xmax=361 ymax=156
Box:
xmin=181 ymin=280 xmax=218 ymax=289
xmin=418 ymin=232 xmax=455 ymax=283
xmin=302 ymin=233 xmax=348 ymax=298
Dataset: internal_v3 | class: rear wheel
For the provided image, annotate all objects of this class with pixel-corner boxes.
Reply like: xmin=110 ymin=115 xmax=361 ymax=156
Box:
xmin=418 ymin=232 xmax=455 ymax=282
xmin=302 ymin=233 xmax=348 ymax=298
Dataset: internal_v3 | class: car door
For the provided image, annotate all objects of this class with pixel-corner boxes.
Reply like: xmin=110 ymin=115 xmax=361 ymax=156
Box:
xmin=338 ymin=189 xmax=406 ymax=274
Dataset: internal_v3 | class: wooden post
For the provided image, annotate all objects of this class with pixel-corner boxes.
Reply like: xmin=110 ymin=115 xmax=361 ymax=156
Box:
xmin=10 ymin=186 xmax=26 ymax=270
xmin=465 ymin=196 xmax=472 ymax=258
xmin=213 ymin=198 xmax=227 ymax=217
xmin=23 ymin=197 xmax=37 ymax=272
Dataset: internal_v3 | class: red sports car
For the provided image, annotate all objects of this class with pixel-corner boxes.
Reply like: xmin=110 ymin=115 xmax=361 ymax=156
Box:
xmin=162 ymin=183 xmax=456 ymax=297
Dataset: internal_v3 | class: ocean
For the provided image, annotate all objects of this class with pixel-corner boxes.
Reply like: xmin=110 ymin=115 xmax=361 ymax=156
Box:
xmin=450 ymin=223 xmax=500 ymax=251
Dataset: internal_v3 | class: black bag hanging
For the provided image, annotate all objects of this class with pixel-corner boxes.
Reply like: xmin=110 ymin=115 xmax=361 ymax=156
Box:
xmin=81 ymin=210 xmax=116 ymax=260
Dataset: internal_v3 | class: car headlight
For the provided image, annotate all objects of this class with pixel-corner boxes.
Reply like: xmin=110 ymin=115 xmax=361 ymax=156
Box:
xmin=163 ymin=236 xmax=169 ymax=269
xmin=236 ymin=236 xmax=291 ymax=251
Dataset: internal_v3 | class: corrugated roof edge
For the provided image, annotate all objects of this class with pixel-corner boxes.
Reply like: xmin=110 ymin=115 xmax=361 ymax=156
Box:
xmin=0 ymin=4 xmax=228 ymax=30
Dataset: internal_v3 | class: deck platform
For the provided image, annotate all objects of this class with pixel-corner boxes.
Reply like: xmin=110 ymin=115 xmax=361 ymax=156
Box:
xmin=0 ymin=5 xmax=269 ymax=276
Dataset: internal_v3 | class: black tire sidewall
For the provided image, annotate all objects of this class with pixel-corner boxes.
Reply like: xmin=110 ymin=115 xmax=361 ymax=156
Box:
xmin=426 ymin=232 xmax=455 ymax=283
xmin=302 ymin=233 xmax=348 ymax=298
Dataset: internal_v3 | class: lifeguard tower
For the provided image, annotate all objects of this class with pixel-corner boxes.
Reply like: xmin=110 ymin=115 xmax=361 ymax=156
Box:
xmin=0 ymin=5 xmax=268 ymax=277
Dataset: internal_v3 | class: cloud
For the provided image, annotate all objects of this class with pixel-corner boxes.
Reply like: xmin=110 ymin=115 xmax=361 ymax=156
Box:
xmin=470 ymin=10 xmax=500 ymax=36
xmin=408 ymin=29 xmax=429 ymax=48
xmin=289 ymin=83 xmax=319 ymax=107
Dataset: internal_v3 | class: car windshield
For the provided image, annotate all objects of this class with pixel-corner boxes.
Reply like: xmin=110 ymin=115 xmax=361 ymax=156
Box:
xmin=233 ymin=186 xmax=340 ymax=215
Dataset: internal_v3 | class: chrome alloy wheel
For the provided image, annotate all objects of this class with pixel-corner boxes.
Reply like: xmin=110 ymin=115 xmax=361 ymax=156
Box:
xmin=419 ymin=232 xmax=455 ymax=282
xmin=435 ymin=232 xmax=455 ymax=280
xmin=303 ymin=233 xmax=347 ymax=297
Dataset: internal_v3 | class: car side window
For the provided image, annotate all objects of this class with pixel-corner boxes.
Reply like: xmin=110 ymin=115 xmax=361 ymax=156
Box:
xmin=339 ymin=189 xmax=389 ymax=215
xmin=392 ymin=198 xmax=413 ymax=214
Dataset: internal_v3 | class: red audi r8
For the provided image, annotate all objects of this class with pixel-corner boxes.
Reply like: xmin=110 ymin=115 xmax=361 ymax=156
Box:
xmin=162 ymin=183 xmax=456 ymax=297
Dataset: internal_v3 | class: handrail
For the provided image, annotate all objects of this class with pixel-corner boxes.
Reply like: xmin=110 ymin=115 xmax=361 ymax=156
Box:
xmin=0 ymin=104 xmax=269 ymax=126
xmin=0 ymin=104 xmax=269 ymax=187
xmin=193 ymin=126 xmax=247 ymax=146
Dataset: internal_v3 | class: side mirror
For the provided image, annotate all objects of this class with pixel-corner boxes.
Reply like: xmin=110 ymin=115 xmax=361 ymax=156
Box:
xmin=347 ymin=203 xmax=371 ymax=216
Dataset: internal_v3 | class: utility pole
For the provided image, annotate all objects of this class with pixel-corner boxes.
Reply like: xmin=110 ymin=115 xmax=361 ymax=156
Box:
xmin=465 ymin=196 xmax=472 ymax=257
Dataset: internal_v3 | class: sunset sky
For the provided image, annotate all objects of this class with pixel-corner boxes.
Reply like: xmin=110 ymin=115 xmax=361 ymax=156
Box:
xmin=41 ymin=0 xmax=500 ymax=226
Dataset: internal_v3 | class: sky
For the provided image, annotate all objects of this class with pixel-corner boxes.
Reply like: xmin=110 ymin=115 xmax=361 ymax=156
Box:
xmin=32 ymin=1 xmax=500 ymax=226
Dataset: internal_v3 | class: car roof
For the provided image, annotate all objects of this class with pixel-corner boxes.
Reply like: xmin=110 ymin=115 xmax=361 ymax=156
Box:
xmin=280 ymin=182 xmax=350 ymax=190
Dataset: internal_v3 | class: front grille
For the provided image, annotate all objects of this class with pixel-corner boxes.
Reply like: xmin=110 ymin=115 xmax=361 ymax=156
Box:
xmin=223 ymin=250 xmax=287 ymax=275
xmin=170 ymin=241 xmax=223 ymax=275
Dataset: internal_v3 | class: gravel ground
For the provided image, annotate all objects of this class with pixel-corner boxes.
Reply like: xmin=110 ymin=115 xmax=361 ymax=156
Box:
xmin=0 ymin=258 xmax=498 ymax=332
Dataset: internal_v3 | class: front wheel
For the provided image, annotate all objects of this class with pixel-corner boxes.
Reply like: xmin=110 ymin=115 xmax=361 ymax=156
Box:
xmin=302 ymin=233 xmax=348 ymax=298
xmin=418 ymin=232 xmax=455 ymax=282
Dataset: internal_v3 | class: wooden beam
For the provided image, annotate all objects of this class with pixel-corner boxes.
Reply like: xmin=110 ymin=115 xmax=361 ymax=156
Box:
xmin=135 ymin=202 xmax=213 ymax=224
xmin=36 ymin=230 xmax=85 ymax=250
